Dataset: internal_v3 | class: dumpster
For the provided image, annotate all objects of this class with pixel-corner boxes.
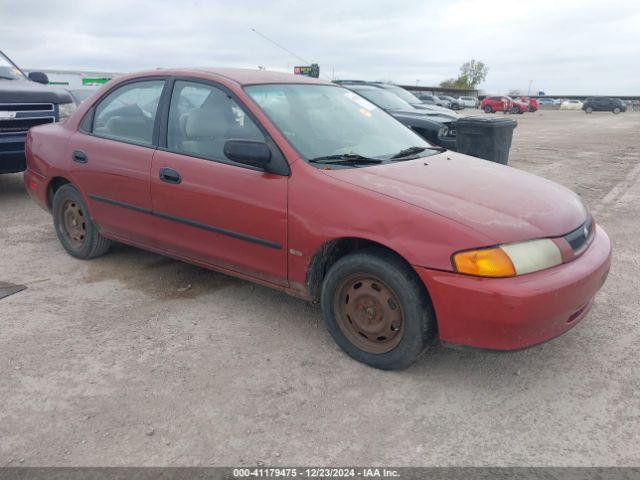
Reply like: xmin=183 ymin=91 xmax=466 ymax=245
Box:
xmin=455 ymin=116 xmax=517 ymax=165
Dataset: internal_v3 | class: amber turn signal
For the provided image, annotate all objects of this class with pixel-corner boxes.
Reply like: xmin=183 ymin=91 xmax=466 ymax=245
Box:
xmin=453 ymin=247 xmax=516 ymax=278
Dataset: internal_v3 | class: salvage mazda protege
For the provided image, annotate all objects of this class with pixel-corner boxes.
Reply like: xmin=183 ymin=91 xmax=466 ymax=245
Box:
xmin=24 ymin=69 xmax=611 ymax=369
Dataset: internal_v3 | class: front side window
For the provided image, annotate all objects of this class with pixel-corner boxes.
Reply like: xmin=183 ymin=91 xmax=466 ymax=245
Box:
xmin=167 ymin=80 xmax=264 ymax=161
xmin=246 ymin=84 xmax=429 ymax=161
xmin=92 ymin=80 xmax=165 ymax=145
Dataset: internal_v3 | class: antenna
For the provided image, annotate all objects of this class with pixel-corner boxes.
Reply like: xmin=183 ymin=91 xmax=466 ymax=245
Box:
xmin=251 ymin=28 xmax=331 ymax=80
xmin=251 ymin=28 xmax=312 ymax=65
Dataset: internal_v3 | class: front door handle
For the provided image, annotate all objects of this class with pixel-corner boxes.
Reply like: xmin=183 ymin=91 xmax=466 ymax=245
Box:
xmin=72 ymin=150 xmax=88 ymax=163
xmin=159 ymin=167 xmax=181 ymax=184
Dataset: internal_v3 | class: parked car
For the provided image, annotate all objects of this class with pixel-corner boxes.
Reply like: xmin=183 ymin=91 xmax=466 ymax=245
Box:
xmin=560 ymin=99 xmax=584 ymax=110
xmin=333 ymin=81 xmax=457 ymax=116
xmin=582 ymin=97 xmax=627 ymax=114
xmin=415 ymin=93 xmax=450 ymax=108
xmin=480 ymin=96 xmax=511 ymax=113
xmin=536 ymin=98 xmax=556 ymax=107
xmin=342 ymin=83 xmax=458 ymax=149
xmin=508 ymin=97 xmax=530 ymax=114
xmin=516 ymin=96 xmax=538 ymax=112
xmin=369 ymin=83 xmax=457 ymax=115
xmin=458 ymin=96 xmax=479 ymax=108
xmin=24 ymin=68 xmax=611 ymax=370
xmin=438 ymin=95 xmax=464 ymax=110
xmin=0 ymin=49 xmax=75 ymax=173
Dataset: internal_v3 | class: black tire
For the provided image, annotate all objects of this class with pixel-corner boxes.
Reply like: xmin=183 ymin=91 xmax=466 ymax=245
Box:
xmin=612 ymin=107 xmax=621 ymax=114
xmin=585 ymin=106 xmax=593 ymax=114
xmin=52 ymin=184 xmax=111 ymax=259
xmin=320 ymin=249 xmax=436 ymax=370
xmin=483 ymin=105 xmax=492 ymax=113
xmin=529 ymin=106 xmax=535 ymax=112
xmin=511 ymin=106 xmax=520 ymax=114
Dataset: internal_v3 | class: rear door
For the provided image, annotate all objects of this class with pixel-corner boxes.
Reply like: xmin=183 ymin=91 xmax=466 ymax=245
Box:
xmin=150 ymin=79 xmax=288 ymax=286
xmin=69 ymin=79 xmax=166 ymax=244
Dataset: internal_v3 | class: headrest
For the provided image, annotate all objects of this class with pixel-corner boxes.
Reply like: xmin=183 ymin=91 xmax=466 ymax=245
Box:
xmin=184 ymin=108 xmax=230 ymax=138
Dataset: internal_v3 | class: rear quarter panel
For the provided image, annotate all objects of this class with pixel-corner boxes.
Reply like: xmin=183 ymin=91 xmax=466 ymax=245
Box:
xmin=25 ymin=123 xmax=72 ymax=179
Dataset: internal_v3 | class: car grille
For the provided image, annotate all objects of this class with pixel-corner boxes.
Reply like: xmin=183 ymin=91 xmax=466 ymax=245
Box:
xmin=0 ymin=103 xmax=55 ymax=135
xmin=564 ymin=216 xmax=594 ymax=252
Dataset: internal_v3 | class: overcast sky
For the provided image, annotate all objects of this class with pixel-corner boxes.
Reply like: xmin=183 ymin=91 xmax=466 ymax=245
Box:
xmin=2 ymin=0 xmax=639 ymax=95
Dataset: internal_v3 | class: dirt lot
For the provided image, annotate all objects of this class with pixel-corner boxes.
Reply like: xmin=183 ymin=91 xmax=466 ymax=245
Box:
xmin=1 ymin=110 xmax=639 ymax=466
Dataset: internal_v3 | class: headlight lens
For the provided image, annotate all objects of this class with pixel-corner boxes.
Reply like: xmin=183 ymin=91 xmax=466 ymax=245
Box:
xmin=453 ymin=238 xmax=562 ymax=278
xmin=58 ymin=102 xmax=77 ymax=120
xmin=438 ymin=126 xmax=448 ymax=137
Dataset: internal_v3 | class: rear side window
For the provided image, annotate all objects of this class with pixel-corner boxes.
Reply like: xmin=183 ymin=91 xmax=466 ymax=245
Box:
xmin=166 ymin=80 xmax=264 ymax=162
xmin=92 ymin=80 xmax=165 ymax=146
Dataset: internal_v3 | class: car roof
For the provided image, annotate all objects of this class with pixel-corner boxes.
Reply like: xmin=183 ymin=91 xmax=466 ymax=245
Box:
xmin=117 ymin=67 xmax=332 ymax=87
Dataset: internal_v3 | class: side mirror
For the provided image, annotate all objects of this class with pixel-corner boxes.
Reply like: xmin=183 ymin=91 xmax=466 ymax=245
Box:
xmin=224 ymin=139 xmax=272 ymax=170
xmin=28 ymin=71 xmax=49 ymax=85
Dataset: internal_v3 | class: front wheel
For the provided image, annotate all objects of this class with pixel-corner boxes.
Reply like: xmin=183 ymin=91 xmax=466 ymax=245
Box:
xmin=585 ymin=106 xmax=593 ymax=114
xmin=320 ymin=249 xmax=436 ymax=370
xmin=529 ymin=106 xmax=535 ymax=112
xmin=52 ymin=184 xmax=111 ymax=259
xmin=613 ymin=107 xmax=621 ymax=114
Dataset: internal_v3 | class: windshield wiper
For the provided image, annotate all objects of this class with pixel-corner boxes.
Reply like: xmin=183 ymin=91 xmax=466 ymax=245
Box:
xmin=391 ymin=145 xmax=446 ymax=159
xmin=310 ymin=153 xmax=383 ymax=165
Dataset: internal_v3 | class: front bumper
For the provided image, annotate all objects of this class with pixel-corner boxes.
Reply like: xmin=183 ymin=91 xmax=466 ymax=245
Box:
xmin=416 ymin=225 xmax=612 ymax=350
xmin=0 ymin=132 xmax=27 ymax=173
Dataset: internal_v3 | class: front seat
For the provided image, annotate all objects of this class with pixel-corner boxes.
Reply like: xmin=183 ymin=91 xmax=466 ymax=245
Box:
xmin=181 ymin=104 xmax=233 ymax=159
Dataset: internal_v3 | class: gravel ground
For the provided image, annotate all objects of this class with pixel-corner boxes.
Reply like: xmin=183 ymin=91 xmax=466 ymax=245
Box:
xmin=1 ymin=109 xmax=639 ymax=466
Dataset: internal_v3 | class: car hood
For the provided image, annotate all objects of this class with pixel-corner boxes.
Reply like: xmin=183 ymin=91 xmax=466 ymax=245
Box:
xmin=390 ymin=108 xmax=457 ymax=125
xmin=0 ymin=79 xmax=73 ymax=104
xmin=322 ymin=151 xmax=587 ymax=244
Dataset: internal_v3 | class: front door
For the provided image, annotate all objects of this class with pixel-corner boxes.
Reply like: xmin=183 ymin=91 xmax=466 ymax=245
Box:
xmin=69 ymin=79 xmax=166 ymax=244
xmin=150 ymin=80 xmax=288 ymax=286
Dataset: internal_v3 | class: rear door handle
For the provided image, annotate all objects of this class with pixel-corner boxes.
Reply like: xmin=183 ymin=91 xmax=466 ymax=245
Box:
xmin=72 ymin=150 xmax=87 ymax=163
xmin=159 ymin=167 xmax=181 ymax=184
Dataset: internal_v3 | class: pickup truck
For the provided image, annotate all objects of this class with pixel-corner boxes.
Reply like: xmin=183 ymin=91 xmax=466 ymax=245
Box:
xmin=0 ymin=50 xmax=75 ymax=173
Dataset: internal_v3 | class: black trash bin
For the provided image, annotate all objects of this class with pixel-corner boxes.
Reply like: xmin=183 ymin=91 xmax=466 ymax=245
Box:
xmin=455 ymin=116 xmax=517 ymax=165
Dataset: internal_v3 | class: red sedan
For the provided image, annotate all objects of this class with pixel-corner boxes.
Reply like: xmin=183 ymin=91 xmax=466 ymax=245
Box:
xmin=24 ymin=69 xmax=611 ymax=369
xmin=480 ymin=95 xmax=511 ymax=113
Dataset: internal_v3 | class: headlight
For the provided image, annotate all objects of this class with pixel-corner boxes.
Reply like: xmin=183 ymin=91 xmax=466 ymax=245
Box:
xmin=58 ymin=102 xmax=77 ymax=120
xmin=438 ymin=126 xmax=448 ymax=137
xmin=452 ymin=238 xmax=562 ymax=278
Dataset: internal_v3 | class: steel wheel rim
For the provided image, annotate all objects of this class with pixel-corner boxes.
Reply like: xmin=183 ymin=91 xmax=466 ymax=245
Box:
xmin=61 ymin=199 xmax=87 ymax=248
xmin=333 ymin=274 xmax=404 ymax=354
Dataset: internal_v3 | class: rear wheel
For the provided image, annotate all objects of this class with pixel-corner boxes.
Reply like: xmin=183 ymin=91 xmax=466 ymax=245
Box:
xmin=320 ymin=249 xmax=436 ymax=370
xmin=585 ymin=106 xmax=593 ymax=114
xmin=529 ymin=106 xmax=535 ymax=112
xmin=52 ymin=184 xmax=111 ymax=259
xmin=483 ymin=105 xmax=492 ymax=113
xmin=613 ymin=107 xmax=621 ymax=114
xmin=511 ymin=106 xmax=520 ymax=114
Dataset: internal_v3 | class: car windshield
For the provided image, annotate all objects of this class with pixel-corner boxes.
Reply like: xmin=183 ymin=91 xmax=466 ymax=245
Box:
xmin=0 ymin=52 xmax=26 ymax=80
xmin=245 ymin=84 xmax=430 ymax=162
xmin=380 ymin=85 xmax=422 ymax=104
xmin=347 ymin=86 xmax=413 ymax=111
